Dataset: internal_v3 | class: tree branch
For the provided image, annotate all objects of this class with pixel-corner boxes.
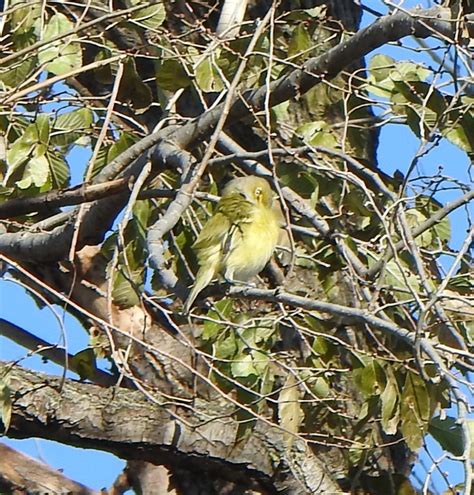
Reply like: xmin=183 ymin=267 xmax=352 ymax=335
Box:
xmin=0 ymin=442 xmax=98 ymax=495
xmin=0 ymin=179 xmax=129 ymax=220
xmin=0 ymin=318 xmax=118 ymax=387
xmin=4 ymin=361 xmax=341 ymax=495
xmin=366 ymin=188 xmax=474 ymax=278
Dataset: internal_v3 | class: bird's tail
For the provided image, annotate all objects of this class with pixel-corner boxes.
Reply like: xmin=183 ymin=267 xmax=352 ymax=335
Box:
xmin=183 ymin=265 xmax=215 ymax=314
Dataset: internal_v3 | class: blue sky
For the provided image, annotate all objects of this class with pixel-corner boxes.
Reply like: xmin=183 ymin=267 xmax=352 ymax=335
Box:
xmin=1 ymin=0 xmax=473 ymax=492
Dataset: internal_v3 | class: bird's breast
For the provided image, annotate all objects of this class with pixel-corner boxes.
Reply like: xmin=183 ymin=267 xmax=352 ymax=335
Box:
xmin=223 ymin=205 xmax=280 ymax=281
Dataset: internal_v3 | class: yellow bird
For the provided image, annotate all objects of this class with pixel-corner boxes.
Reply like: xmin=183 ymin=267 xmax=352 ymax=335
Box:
xmin=184 ymin=176 xmax=282 ymax=313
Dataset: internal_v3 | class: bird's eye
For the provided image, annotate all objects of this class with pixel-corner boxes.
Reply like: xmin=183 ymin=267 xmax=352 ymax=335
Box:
xmin=255 ymin=187 xmax=263 ymax=196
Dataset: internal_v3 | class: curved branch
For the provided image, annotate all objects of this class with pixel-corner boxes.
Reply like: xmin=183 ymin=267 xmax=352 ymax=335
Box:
xmin=4 ymin=361 xmax=341 ymax=495
xmin=0 ymin=443 xmax=97 ymax=495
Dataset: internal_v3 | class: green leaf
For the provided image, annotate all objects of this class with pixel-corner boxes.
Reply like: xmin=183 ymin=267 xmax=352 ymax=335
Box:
xmin=195 ymin=56 xmax=225 ymax=93
xmin=400 ymin=372 xmax=430 ymax=451
xmin=442 ymin=110 xmax=474 ymax=153
xmin=112 ymin=269 xmax=142 ymax=308
xmin=308 ymin=375 xmax=330 ymax=399
xmin=250 ymin=350 xmax=269 ymax=375
xmin=38 ymin=13 xmax=82 ymax=76
xmin=11 ymin=0 xmax=41 ymax=34
xmin=406 ymin=209 xmax=433 ymax=247
xmin=428 ymin=416 xmax=464 ymax=456
xmin=0 ymin=378 xmax=11 ymax=433
xmin=202 ymin=299 xmax=233 ymax=340
xmin=70 ymin=348 xmax=97 ymax=380
xmin=415 ymin=195 xmax=451 ymax=246
xmin=231 ymin=352 xmax=258 ymax=378
xmin=288 ymin=23 xmax=312 ymax=58
xmin=271 ymin=100 xmax=290 ymax=126
xmin=278 ymin=374 xmax=303 ymax=447
xmin=369 ymin=54 xmax=395 ymax=82
xmin=348 ymin=428 xmax=374 ymax=466
xmin=90 ymin=132 xmax=138 ymax=179
xmin=120 ymin=59 xmax=152 ymax=111
xmin=214 ymin=333 xmax=237 ymax=359
xmin=35 ymin=114 xmax=50 ymax=144
xmin=295 ymin=121 xmax=338 ymax=148
xmin=369 ymin=255 xmax=421 ymax=302
xmin=133 ymin=199 xmax=152 ymax=236
xmin=156 ymin=59 xmax=191 ymax=91
xmin=366 ymin=54 xmax=396 ymax=97
xmin=51 ymin=108 xmax=93 ymax=147
xmin=353 ymin=358 xmax=386 ymax=398
xmin=131 ymin=3 xmax=166 ymax=29
xmin=0 ymin=58 xmax=36 ymax=89
xmin=25 ymin=148 xmax=50 ymax=188
xmin=47 ymin=150 xmax=70 ymax=188
xmin=6 ymin=140 xmax=34 ymax=179
xmin=312 ymin=334 xmax=337 ymax=361
xmin=380 ymin=367 xmax=400 ymax=435
xmin=390 ymin=62 xmax=430 ymax=83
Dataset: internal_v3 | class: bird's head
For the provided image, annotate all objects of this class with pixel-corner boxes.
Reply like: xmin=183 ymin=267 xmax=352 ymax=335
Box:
xmin=222 ymin=176 xmax=274 ymax=208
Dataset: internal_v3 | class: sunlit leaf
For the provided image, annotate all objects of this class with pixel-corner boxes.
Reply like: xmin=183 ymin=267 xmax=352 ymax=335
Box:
xmin=47 ymin=150 xmax=70 ymax=188
xmin=295 ymin=121 xmax=338 ymax=148
xmin=366 ymin=54 xmax=396 ymax=97
xmin=400 ymin=372 xmax=430 ymax=451
xmin=288 ymin=23 xmax=312 ymax=58
xmin=38 ymin=13 xmax=82 ymax=76
xmin=156 ymin=59 xmax=191 ymax=91
xmin=70 ymin=348 xmax=97 ymax=381
xmin=35 ymin=114 xmax=50 ymax=144
xmin=11 ymin=0 xmax=41 ymax=34
xmin=278 ymin=374 xmax=303 ymax=447
xmin=381 ymin=367 xmax=400 ymax=435
xmin=214 ymin=333 xmax=237 ymax=359
xmin=195 ymin=56 xmax=225 ymax=93
xmin=131 ymin=3 xmax=166 ymax=29
xmin=51 ymin=108 xmax=93 ymax=147
xmin=415 ymin=195 xmax=451 ymax=246
xmin=0 ymin=58 xmax=36 ymax=89
xmin=24 ymin=148 xmax=50 ymax=188
xmin=231 ymin=353 xmax=258 ymax=378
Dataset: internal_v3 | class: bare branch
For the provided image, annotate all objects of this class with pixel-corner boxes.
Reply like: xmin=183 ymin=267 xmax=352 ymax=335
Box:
xmin=0 ymin=442 xmax=98 ymax=495
xmin=0 ymin=179 xmax=129 ymax=219
xmin=0 ymin=318 xmax=118 ymax=387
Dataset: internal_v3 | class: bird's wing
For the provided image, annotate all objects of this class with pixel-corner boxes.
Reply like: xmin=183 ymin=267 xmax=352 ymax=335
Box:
xmin=193 ymin=194 xmax=253 ymax=253
xmin=193 ymin=211 xmax=230 ymax=252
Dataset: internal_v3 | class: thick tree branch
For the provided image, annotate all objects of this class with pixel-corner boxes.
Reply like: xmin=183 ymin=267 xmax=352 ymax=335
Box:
xmin=3 ymin=361 xmax=341 ymax=495
xmin=0 ymin=179 xmax=129 ymax=220
xmin=0 ymin=442 xmax=98 ymax=495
